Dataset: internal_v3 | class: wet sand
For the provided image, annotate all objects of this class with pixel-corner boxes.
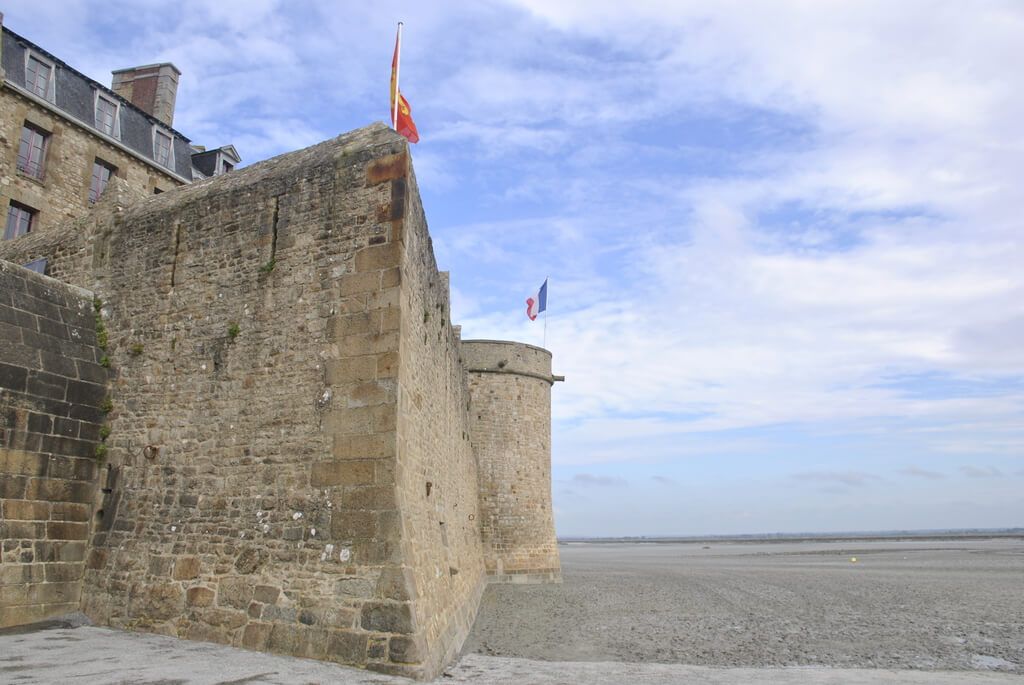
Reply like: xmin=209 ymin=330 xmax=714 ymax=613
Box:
xmin=463 ymin=538 xmax=1024 ymax=674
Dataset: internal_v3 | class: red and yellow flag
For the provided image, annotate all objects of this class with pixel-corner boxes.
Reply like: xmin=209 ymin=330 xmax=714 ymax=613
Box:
xmin=390 ymin=24 xmax=419 ymax=144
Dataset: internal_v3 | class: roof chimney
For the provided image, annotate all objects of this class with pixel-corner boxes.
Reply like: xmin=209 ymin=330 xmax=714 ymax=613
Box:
xmin=111 ymin=63 xmax=181 ymax=127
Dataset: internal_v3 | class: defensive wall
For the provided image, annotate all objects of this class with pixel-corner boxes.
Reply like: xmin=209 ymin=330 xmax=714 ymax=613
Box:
xmin=0 ymin=261 xmax=108 ymax=627
xmin=464 ymin=341 xmax=562 ymax=583
xmin=0 ymin=123 xmax=560 ymax=679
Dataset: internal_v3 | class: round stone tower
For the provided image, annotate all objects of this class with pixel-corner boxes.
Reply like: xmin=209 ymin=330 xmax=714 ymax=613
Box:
xmin=462 ymin=340 xmax=562 ymax=583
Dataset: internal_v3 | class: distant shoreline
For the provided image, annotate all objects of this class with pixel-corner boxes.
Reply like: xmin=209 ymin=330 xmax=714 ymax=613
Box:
xmin=558 ymin=528 xmax=1024 ymax=545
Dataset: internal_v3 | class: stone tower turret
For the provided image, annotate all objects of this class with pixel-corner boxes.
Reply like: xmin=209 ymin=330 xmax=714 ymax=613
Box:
xmin=464 ymin=340 xmax=562 ymax=583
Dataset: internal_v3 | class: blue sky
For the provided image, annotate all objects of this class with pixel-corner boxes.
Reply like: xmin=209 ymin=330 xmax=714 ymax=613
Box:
xmin=7 ymin=1 xmax=1022 ymax=536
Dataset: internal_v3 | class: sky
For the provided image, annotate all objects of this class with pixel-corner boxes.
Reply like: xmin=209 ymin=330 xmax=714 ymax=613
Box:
xmin=6 ymin=1 xmax=1022 ymax=536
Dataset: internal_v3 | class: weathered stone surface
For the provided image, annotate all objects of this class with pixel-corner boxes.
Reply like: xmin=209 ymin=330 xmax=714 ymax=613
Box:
xmin=241 ymin=622 xmax=271 ymax=650
xmin=252 ymin=585 xmax=280 ymax=604
xmin=129 ymin=582 xmax=183 ymax=622
xmin=185 ymin=586 xmax=215 ymax=608
xmin=234 ymin=548 xmax=267 ymax=575
xmin=327 ymin=629 xmax=368 ymax=664
xmin=361 ymin=601 xmax=414 ymax=634
xmin=216 ymin=577 xmax=254 ymax=610
xmin=0 ymin=262 xmax=107 ymax=629
xmin=389 ymin=635 xmax=423 ymax=664
xmin=172 ymin=556 xmax=201 ymax=580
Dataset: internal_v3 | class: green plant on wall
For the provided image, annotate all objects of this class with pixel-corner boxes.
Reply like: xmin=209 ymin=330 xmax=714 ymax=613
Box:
xmin=228 ymin=322 xmax=241 ymax=340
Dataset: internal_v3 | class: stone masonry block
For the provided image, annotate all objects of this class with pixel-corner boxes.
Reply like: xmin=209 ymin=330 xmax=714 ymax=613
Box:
xmin=45 ymin=563 xmax=84 ymax=583
xmin=343 ymin=485 xmax=396 ymax=510
xmin=267 ymin=624 xmax=302 ymax=654
xmin=172 ymin=556 xmax=201 ymax=580
xmin=333 ymin=311 xmax=380 ymax=338
xmin=324 ymin=404 xmax=395 ymax=436
xmin=45 ymin=521 xmax=89 ymax=540
xmin=0 ymin=362 xmax=28 ymax=392
xmin=2 ymin=499 xmax=50 ymax=520
xmin=331 ymin=432 xmax=394 ymax=460
xmin=360 ymin=601 xmax=414 ymax=634
xmin=253 ymin=585 xmax=280 ymax=604
xmin=50 ymin=502 xmax=89 ymax=522
xmin=311 ymin=459 xmax=376 ymax=487
xmin=186 ymin=586 xmax=215 ymax=607
xmin=354 ymin=243 xmax=402 ymax=273
xmin=338 ymin=271 xmax=381 ymax=297
xmin=388 ymin=635 xmax=423 ymax=664
xmin=376 ymin=566 xmax=417 ymax=602
xmin=330 ymin=510 xmax=377 ymax=540
xmin=217 ymin=577 xmax=254 ymax=610
xmin=375 ymin=351 xmax=399 ymax=379
xmin=1 ymin=449 xmax=48 ymax=478
xmin=242 ymin=623 xmax=272 ymax=651
xmin=327 ymin=629 xmax=369 ymax=665
xmin=343 ymin=380 xmax=394 ymax=408
xmin=325 ymin=356 xmax=377 ymax=385
xmin=381 ymin=267 xmax=401 ymax=289
xmin=338 ymin=330 xmax=398 ymax=357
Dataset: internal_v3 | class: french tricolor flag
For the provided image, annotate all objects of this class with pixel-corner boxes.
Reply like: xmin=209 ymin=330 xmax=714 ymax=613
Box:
xmin=526 ymin=279 xmax=548 ymax=321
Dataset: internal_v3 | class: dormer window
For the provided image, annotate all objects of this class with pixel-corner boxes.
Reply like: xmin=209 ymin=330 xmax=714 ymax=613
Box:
xmin=95 ymin=93 xmax=120 ymax=138
xmin=153 ymin=129 xmax=173 ymax=168
xmin=25 ymin=53 xmax=54 ymax=101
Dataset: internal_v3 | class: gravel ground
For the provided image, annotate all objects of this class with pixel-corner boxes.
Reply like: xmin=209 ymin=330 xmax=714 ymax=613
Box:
xmin=463 ymin=538 xmax=1024 ymax=674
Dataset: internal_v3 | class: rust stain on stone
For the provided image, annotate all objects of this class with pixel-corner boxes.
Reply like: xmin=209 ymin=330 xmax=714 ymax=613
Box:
xmin=365 ymin=152 xmax=408 ymax=186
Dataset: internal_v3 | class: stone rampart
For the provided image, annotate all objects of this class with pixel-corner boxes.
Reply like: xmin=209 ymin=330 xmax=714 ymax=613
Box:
xmin=0 ymin=123 xmax=560 ymax=678
xmin=0 ymin=260 xmax=108 ymax=628
xmin=393 ymin=164 xmax=486 ymax=675
xmin=464 ymin=341 xmax=561 ymax=583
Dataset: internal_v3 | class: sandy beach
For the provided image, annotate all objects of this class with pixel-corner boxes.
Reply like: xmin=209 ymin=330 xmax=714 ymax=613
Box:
xmin=464 ymin=537 xmax=1024 ymax=674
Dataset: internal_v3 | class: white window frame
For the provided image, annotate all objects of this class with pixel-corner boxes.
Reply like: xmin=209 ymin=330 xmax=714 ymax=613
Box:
xmin=152 ymin=127 xmax=174 ymax=169
xmin=17 ymin=121 xmax=50 ymax=180
xmin=4 ymin=202 xmax=37 ymax=241
xmin=89 ymin=158 xmax=117 ymax=204
xmin=94 ymin=91 xmax=121 ymax=139
xmin=24 ymin=50 xmax=56 ymax=102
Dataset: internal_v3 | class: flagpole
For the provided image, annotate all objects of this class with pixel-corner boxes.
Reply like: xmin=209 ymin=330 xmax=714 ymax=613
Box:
xmin=392 ymin=22 xmax=403 ymax=131
xmin=543 ymin=275 xmax=548 ymax=349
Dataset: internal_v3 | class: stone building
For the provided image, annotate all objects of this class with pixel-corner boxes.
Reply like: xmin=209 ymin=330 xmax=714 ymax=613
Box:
xmin=0 ymin=15 xmax=238 ymax=245
xmin=0 ymin=18 xmax=561 ymax=680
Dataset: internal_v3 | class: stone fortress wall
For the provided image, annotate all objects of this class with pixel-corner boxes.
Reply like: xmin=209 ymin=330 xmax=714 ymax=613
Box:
xmin=0 ymin=261 xmax=108 ymax=627
xmin=0 ymin=123 xmax=560 ymax=679
xmin=464 ymin=341 xmax=562 ymax=583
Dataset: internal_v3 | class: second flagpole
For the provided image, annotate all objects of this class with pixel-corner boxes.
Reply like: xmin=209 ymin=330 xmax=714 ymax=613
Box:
xmin=392 ymin=22 xmax=403 ymax=131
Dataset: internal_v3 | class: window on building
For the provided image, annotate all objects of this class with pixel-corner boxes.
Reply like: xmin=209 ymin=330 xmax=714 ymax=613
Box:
xmin=153 ymin=129 xmax=173 ymax=168
xmin=25 ymin=54 xmax=53 ymax=100
xmin=17 ymin=123 xmax=49 ymax=180
xmin=4 ymin=202 xmax=36 ymax=241
xmin=89 ymin=159 xmax=117 ymax=204
xmin=95 ymin=94 xmax=119 ymax=138
xmin=222 ymin=160 xmax=234 ymax=174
